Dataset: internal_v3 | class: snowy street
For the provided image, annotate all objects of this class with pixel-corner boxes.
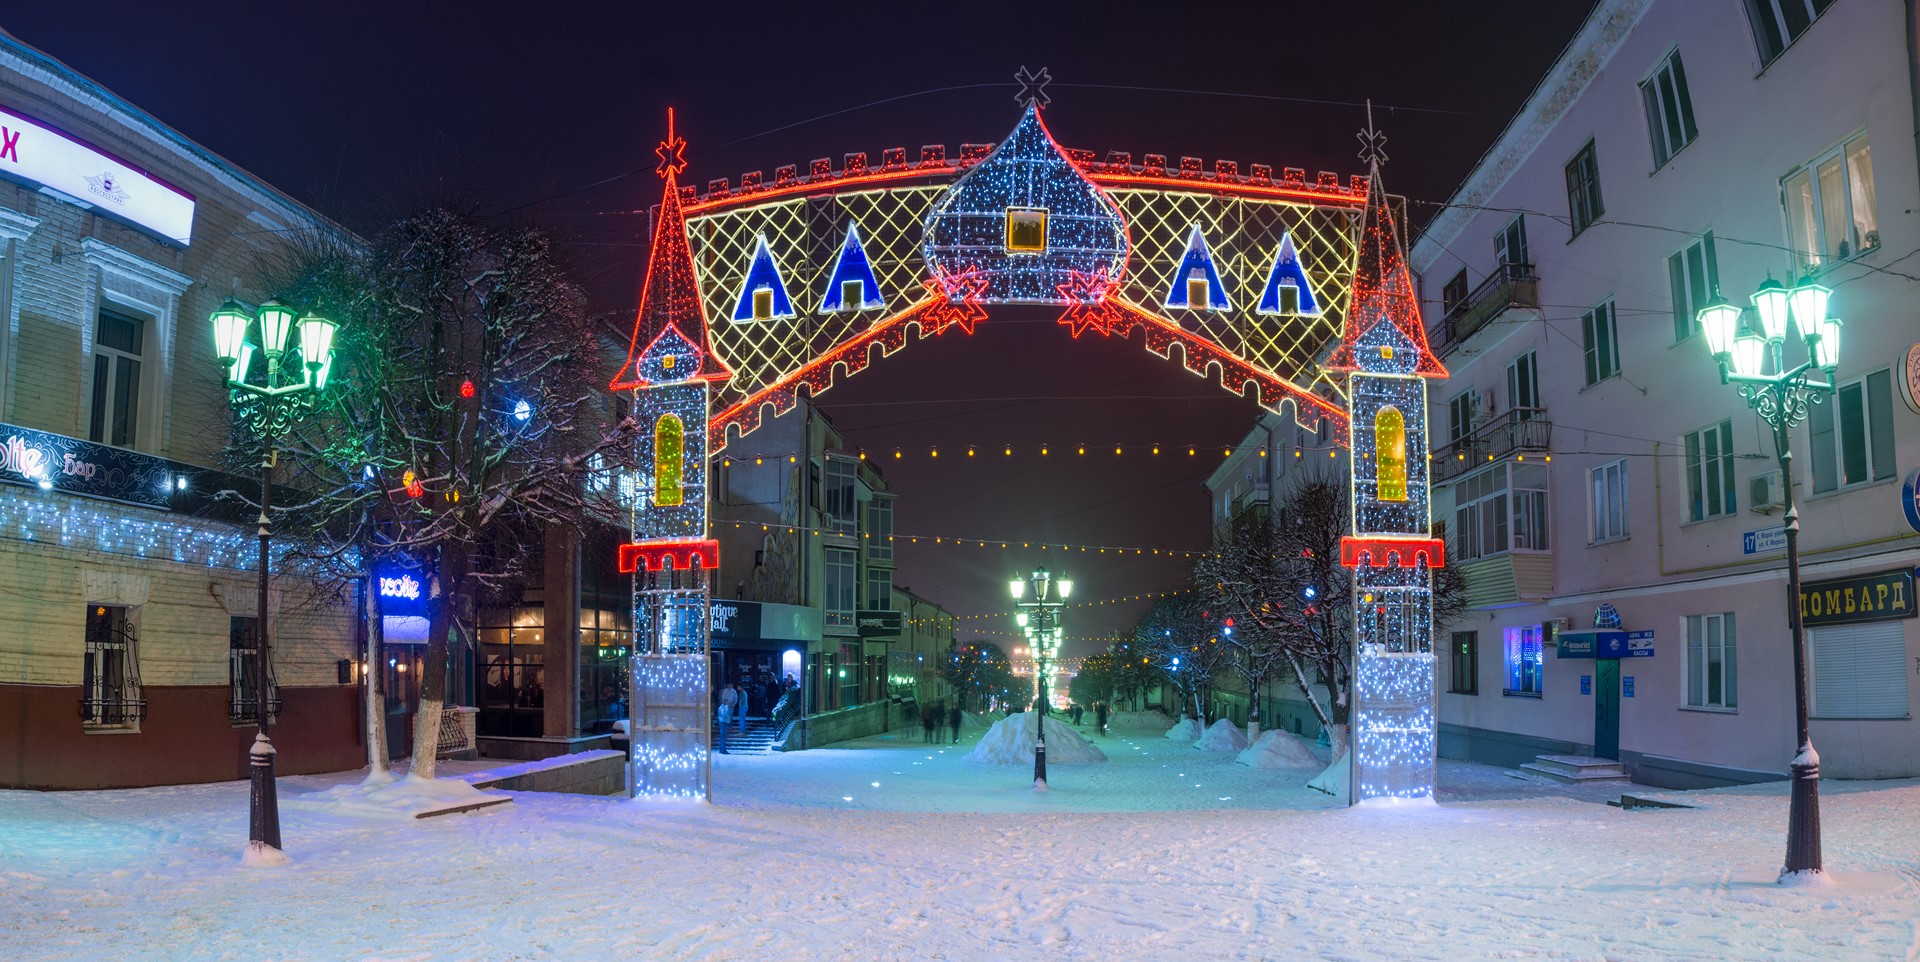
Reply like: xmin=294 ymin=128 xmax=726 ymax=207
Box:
xmin=3 ymin=713 xmax=1917 ymax=961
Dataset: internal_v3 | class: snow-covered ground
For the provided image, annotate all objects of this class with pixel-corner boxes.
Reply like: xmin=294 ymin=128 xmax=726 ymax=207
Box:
xmin=3 ymin=710 xmax=1917 ymax=960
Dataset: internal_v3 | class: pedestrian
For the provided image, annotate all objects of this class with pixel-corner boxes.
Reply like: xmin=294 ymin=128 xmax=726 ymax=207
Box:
xmin=764 ymin=676 xmax=784 ymax=713
xmin=947 ymin=701 xmax=963 ymax=745
xmin=921 ymin=701 xmax=940 ymax=743
xmin=735 ymin=677 xmax=749 ymax=734
xmin=718 ymin=683 xmax=739 ymax=753
xmin=1095 ymin=700 xmax=1109 ymax=736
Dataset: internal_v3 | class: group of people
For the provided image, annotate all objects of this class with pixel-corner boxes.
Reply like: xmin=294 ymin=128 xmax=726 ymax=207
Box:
xmin=715 ymin=674 xmax=797 ymax=754
xmin=1068 ymin=701 xmax=1110 ymax=736
xmin=920 ymin=701 xmax=963 ymax=744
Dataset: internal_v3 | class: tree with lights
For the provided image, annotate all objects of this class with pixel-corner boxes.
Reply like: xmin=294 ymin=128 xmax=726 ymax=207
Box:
xmin=249 ymin=208 xmax=629 ymax=780
xmin=1134 ymin=593 xmax=1229 ymax=724
xmin=939 ymin=640 xmax=1017 ymax=714
xmin=1195 ymin=522 xmax=1288 ymax=742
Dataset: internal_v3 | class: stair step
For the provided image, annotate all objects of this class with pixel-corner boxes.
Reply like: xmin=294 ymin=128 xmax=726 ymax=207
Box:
xmin=1519 ymin=754 xmax=1630 ymax=785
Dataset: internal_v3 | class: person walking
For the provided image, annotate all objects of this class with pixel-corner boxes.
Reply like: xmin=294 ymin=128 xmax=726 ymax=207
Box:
xmin=717 ymin=683 xmax=739 ymax=754
xmin=1095 ymin=700 xmax=1109 ymax=737
xmin=947 ymin=701 xmax=963 ymax=745
xmin=921 ymin=701 xmax=940 ymax=743
xmin=735 ymin=677 xmax=749 ymax=735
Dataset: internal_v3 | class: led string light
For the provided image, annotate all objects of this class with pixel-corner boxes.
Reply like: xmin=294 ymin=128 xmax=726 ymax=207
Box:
xmin=0 ymin=488 xmax=298 ymax=571
xmin=715 ymin=517 xmax=1213 ymax=559
xmin=911 ymin=588 xmax=1195 ymax=624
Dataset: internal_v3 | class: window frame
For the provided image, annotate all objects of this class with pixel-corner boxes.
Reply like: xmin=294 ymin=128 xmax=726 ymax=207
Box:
xmin=1806 ymin=368 xmax=1896 ymax=494
xmin=1447 ymin=389 xmax=1477 ymax=445
xmin=1495 ymin=215 xmax=1528 ymax=267
xmin=1449 ymin=462 xmax=1550 ymax=563
xmin=1581 ymin=299 xmax=1620 ymax=386
xmin=1006 ymin=207 xmax=1048 ymax=253
xmin=864 ymin=496 xmax=894 ymax=562
xmin=1441 ymin=269 xmax=1469 ymax=317
xmin=823 ymin=547 xmax=858 ymax=630
xmin=1782 ymin=132 xmax=1878 ymax=273
xmin=1667 ymin=231 xmax=1720 ymax=343
xmin=1589 ymin=458 xmax=1630 ymax=544
xmin=227 ymin=615 xmax=281 ymax=725
xmin=1743 ymin=0 xmax=1835 ymax=67
xmin=1507 ymin=351 xmax=1539 ymax=417
xmin=1503 ymin=625 xmax=1544 ymax=698
xmin=1449 ymin=631 xmax=1478 ymax=695
xmin=1682 ymin=419 xmax=1738 ymax=522
xmin=823 ymin=458 xmax=859 ymax=534
xmin=82 ymin=604 xmax=144 ymax=731
xmin=1641 ymin=50 xmax=1699 ymax=169
xmin=88 ymin=305 xmax=147 ymax=449
xmin=1683 ymin=611 xmax=1738 ymax=711
xmin=1565 ymin=140 xmax=1605 ymax=237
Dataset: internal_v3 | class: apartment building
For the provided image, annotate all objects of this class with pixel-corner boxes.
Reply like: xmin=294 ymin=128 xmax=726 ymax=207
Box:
xmin=1412 ymin=0 xmax=1920 ymax=787
xmin=0 ymin=32 xmax=360 ymax=787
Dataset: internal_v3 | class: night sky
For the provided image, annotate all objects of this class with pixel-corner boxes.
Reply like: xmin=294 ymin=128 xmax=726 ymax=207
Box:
xmin=5 ymin=2 xmax=1593 ymax=652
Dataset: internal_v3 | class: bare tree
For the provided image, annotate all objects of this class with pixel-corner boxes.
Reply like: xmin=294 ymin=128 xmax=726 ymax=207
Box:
xmin=1195 ymin=517 xmax=1288 ymax=740
xmin=247 ymin=209 xmax=630 ymax=779
xmin=938 ymin=640 xmax=1017 ymax=714
xmin=1135 ymin=592 xmax=1230 ymax=724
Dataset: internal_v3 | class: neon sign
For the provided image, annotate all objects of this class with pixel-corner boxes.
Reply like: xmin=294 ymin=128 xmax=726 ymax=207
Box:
xmin=0 ymin=103 xmax=196 ymax=244
xmin=379 ymin=575 xmax=422 ymax=601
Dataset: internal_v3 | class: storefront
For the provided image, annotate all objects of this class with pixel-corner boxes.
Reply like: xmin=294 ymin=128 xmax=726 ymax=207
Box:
xmin=710 ymin=599 xmax=820 ymax=719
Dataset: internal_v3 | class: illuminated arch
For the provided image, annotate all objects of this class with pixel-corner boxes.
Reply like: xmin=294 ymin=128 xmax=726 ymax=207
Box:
xmin=1375 ymin=405 xmax=1407 ymax=502
xmin=654 ymin=413 xmax=685 ymax=507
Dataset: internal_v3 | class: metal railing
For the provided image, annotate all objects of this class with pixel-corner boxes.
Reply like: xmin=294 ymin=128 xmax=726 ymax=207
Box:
xmin=1432 ymin=408 xmax=1552 ymax=484
xmin=79 ymin=697 xmax=147 ymax=725
xmin=1433 ymin=263 xmax=1538 ymax=356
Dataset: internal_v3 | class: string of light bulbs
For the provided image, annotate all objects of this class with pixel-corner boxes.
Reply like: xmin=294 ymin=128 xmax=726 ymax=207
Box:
xmin=714 ymin=517 xmax=1213 ymax=559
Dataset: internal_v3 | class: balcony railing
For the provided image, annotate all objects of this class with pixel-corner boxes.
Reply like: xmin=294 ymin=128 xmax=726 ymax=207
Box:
xmin=1433 ymin=408 xmax=1552 ymax=484
xmin=1231 ymin=484 xmax=1270 ymax=518
xmin=1432 ymin=263 xmax=1538 ymax=357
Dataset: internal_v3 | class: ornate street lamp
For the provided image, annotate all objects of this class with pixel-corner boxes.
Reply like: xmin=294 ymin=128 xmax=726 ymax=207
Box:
xmin=1696 ymin=273 xmax=1837 ymax=882
xmin=1010 ymin=567 xmax=1071 ymax=789
xmin=211 ymin=297 xmax=339 ymax=866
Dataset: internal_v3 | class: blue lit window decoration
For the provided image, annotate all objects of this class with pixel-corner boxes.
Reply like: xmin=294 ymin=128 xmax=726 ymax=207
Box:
xmin=729 ymin=234 xmax=797 ymax=323
xmin=1256 ymin=231 xmax=1322 ymax=316
xmin=923 ymin=103 xmax=1128 ymax=305
xmin=1162 ymin=224 xmax=1232 ymax=311
xmin=819 ymin=224 xmax=888 ymax=313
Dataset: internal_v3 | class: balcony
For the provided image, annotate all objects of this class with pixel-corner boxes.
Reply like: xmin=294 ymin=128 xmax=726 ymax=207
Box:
xmin=1432 ymin=263 xmax=1538 ymax=359
xmin=1433 ymin=408 xmax=1552 ymax=485
xmin=1231 ymin=484 xmax=1270 ymax=519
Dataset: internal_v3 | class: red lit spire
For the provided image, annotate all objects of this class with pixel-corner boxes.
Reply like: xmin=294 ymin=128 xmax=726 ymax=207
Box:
xmin=1324 ymin=113 xmax=1445 ymax=379
xmin=610 ymin=109 xmax=731 ymax=390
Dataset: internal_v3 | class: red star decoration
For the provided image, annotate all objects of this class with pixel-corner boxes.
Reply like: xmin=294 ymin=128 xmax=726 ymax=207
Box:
xmin=919 ymin=268 xmax=987 ymax=336
xmin=655 ymin=108 xmax=688 ymax=179
xmin=1055 ymin=269 xmax=1127 ymax=338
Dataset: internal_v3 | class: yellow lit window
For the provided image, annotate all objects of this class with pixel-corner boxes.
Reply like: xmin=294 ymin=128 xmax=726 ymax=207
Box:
xmin=654 ymin=414 xmax=685 ymax=507
xmin=1376 ymin=406 xmax=1407 ymax=502
xmin=752 ymin=289 xmax=774 ymax=321
xmin=1006 ymin=208 xmax=1047 ymax=253
xmin=1186 ymin=273 xmax=1210 ymax=308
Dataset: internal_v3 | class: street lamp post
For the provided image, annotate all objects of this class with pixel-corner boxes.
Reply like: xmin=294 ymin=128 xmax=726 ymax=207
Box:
xmin=1010 ymin=567 xmax=1071 ymax=789
xmin=1696 ymin=274 xmax=1839 ymax=882
xmin=210 ymin=298 xmax=338 ymax=865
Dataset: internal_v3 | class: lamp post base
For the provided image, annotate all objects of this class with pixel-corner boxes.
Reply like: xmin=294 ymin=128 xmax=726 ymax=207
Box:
xmin=1033 ymin=739 xmax=1047 ymax=791
xmin=1780 ymin=752 xmax=1823 ymax=882
xmin=246 ymin=732 xmax=287 ymax=866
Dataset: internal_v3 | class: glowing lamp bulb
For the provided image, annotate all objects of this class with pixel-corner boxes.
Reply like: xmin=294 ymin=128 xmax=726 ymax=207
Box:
xmin=459 ymin=380 xmax=476 ymax=399
xmin=513 ymin=399 xmax=532 ymax=422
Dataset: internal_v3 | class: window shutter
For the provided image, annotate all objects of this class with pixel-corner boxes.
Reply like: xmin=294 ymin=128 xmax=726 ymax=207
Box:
xmin=1810 ymin=622 xmax=1909 ymax=719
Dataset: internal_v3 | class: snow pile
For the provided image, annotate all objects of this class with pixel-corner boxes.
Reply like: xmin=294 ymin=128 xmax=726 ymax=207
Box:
xmin=1193 ymin=719 xmax=1250 ymax=752
xmin=1236 ymin=729 xmax=1323 ymax=769
xmin=284 ymin=772 xmax=509 ymax=820
xmin=967 ymin=714 xmax=1107 ymax=765
xmin=1162 ymin=716 xmax=1202 ymax=741
xmin=1306 ymin=751 xmax=1350 ymax=802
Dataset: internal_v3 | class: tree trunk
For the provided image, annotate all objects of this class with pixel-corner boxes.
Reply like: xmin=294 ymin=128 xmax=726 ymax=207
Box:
xmin=1246 ymin=670 xmax=1263 ymax=742
xmin=408 ymin=547 xmax=465 ymax=779
xmin=362 ymin=576 xmax=390 ymax=783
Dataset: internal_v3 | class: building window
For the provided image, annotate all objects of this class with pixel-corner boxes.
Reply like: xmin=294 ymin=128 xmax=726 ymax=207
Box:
xmin=1684 ymin=612 xmax=1738 ymax=710
xmin=1506 ymin=352 xmax=1539 ymax=417
xmin=1441 ymin=270 xmax=1468 ymax=318
xmin=1503 ymin=625 xmax=1544 ymax=697
xmin=1447 ymin=390 xmax=1477 ymax=445
xmin=1581 ymin=299 xmax=1620 ymax=385
xmin=1807 ymin=369 xmax=1895 ymax=493
xmin=1374 ymin=406 xmax=1407 ymax=502
xmin=864 ymin=567 xmax=891 ymax=610
xmin=824 ymin=548 xmax=857 ymax=630
xmin=1784 ymin=133 xmax=1877 ymax=272
xmin=1450 ymin=631 xmax=1478 ymax=695
xmin=1744 ymin=0 xmax=1835 ymax=66
xmin=865 ymin=497 xmax=894 ymax=562
xmin=1565 ymin=141 xmax=1605 ymax=236
xmin=838 ymin=641 xmax=861 ymax=706
xmin=1641 ymin=51 xmax=1698 ymax=168
xmin=1667 ymin=231 xmax=1720 ymax=342
xmin=228 ymin=616 xmax=280 ymax=724
xmin=89 ymin=306 xmax=145 ymax=448
xmin=1811 ymin=621 xmax=1909 ymax=719
xmin=1495 ymin=215 xmax=1528 ymax=267
xmin=82 ymin=605 xmax=144 ymax=728
xmin=824 ymin=458 xmax=858 ymax=534
xmin=1590 ymin=459 xmax=1629 ymax=543
xmin=653 ymin=414 xmax=684 ymax=507
xmin=1006 ymin=207 xmax=1047 ymax=253
xmin=1451 ymin=462 xmax=1550 ymax=562
xmin=1683 ymin=420 xmax=1737 ymax=521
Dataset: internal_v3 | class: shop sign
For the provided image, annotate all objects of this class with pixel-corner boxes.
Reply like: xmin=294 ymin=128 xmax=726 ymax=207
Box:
xmin=709 ymin=600 xmax=760 ymax=641
xmin=1902 ymin=468 xmax=1920 ymax=535
xmin=1800 ymin=569 xmax=1917 ymax=627
xmin=857 ymin=609 xmax=903 ymax=637
xmin=1901 ymin=343 xmax=1920 ymax=415
xmin=1 ymin=103 xmax=196 ymax=244
xmin=0 ymin=421 xmax=174 ymax=508
xmin=1557 ymin=629 xmax=1654 ymax=659
xmin=373 ymin=560 xmax=427 ymax=616
xmin=1743 ymin=525 xmax=1788 ymax=555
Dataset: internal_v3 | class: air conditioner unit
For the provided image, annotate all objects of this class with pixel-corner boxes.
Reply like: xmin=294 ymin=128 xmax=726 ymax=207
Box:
xmin=1749 ymin=470 xmax=1785 ymax=514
